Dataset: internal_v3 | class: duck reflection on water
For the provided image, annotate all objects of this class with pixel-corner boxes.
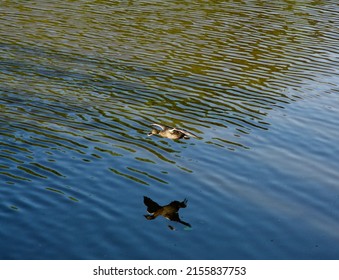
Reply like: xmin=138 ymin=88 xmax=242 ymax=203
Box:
xmin=147 ymin=123 xmax=198 ymax=140
xmin=143 ymin=196 xmax=191 ymax=229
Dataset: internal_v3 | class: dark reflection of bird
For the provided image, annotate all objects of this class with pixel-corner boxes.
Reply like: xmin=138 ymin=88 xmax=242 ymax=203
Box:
xmin=147 ymin=123 xmax=198 ymax=140
xmin=143 ymin=196 xmax=191 ymax=228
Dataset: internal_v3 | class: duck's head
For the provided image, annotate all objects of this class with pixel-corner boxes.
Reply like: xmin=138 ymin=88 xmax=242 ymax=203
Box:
xmin=147 ymin=128 xmax=159 ymax=136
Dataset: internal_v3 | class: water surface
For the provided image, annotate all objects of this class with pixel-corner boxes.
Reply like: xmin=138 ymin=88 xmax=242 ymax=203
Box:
xmin=0 ymin=0 xmax=339 ymax=259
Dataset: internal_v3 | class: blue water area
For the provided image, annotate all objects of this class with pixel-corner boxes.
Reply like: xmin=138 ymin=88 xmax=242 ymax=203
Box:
xmin=0 ymin=0 xmax=339 ymax=259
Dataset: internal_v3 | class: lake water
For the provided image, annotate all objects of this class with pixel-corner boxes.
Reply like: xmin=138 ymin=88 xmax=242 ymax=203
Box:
xmin=0 ymin=0 xmax=339 ymax=260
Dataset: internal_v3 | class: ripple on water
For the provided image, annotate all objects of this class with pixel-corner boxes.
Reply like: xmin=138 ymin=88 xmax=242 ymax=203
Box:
xmin=0 ymin=0 xmax=339 ymax=259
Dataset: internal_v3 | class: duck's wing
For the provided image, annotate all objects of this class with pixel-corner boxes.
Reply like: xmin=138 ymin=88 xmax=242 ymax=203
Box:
xmin=178 ymin=220 xmax=191 ymax=227
xmin=171 ymin=128 xmax=198 ymax=138
xmin=151 ymin=123 xmax=168 ymax=131
xmin=143 ymin=196 xmax=161 ymax=214
xmin=165 ymin=212 xmax=181 ymax=222
xmin=166 ymin=212 xmax=191 ymax=227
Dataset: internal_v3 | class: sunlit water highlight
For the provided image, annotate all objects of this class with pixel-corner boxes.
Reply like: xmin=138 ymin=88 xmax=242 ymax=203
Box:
xmin=0 ymin=0 xmax=339 ymax=259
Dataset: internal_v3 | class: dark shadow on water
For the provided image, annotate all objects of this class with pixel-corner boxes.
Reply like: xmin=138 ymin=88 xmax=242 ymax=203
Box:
xmin=143 ymin=196 xmax=191 ymax=229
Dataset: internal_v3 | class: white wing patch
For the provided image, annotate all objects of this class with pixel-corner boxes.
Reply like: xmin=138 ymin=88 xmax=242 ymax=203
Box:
xmin=151 ymin=123 xmax=167 ymax=130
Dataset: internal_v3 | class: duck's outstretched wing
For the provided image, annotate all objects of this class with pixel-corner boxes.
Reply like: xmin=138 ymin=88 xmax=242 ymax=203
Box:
xmin=166 ymin=212 xmax=191 ymax=228
xmin=151 ymin=123 xmax=168 ymax=131
xmin=171 ymin=128 xmax=198 ymax=138
xmin=143 ymin=196 xmax=161 ymax=214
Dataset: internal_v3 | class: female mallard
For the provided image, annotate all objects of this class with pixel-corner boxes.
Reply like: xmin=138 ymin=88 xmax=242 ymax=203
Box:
xmin=147 ymin=123 xmax=198 ymax=140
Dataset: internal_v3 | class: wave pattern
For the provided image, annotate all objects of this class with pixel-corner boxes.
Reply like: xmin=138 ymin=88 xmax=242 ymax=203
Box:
xmin=1 ymin=1 xmax=337 ymax=184
xmin=0 ymin=0 xmax=339 ymax=259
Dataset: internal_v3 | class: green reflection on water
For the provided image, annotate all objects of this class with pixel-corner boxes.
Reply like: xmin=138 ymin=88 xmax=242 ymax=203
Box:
xmin=1 ymin=0 xmax=338 ymax=186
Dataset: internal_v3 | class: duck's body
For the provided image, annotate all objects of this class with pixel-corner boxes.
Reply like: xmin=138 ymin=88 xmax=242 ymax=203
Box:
xmin=147 ymin=123 xmax=198 ymax=140
xmin=143 ymin=196 xmax=191 ymax=227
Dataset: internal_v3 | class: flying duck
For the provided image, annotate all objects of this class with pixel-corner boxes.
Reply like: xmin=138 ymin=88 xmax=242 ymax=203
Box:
xmin=143 ymin=196 xmax=191 ymax=228
xmin=147 ymin=123 xmax=198 ymax=140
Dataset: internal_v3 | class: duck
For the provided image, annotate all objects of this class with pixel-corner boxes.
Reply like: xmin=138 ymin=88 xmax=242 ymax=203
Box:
xmin=147 ymin=123 xmax=198 ymax=140
xmin=143 ymin=196 xmax=191 ymax=228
